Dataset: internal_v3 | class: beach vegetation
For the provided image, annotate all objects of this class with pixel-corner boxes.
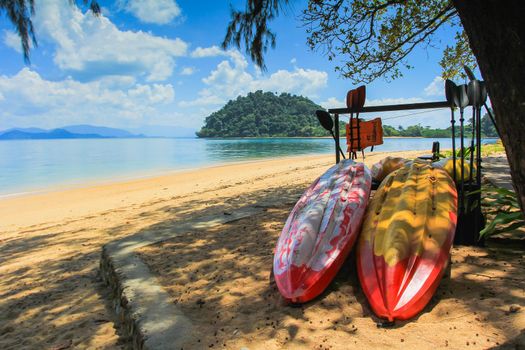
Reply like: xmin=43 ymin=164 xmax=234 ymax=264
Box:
xmin=439 ymin=140 xmax=504 ymax=159
xmin=481 ymin=185 xmax=525 ymax=239
xmin=384 ymin=112 xmax=498 ymax=139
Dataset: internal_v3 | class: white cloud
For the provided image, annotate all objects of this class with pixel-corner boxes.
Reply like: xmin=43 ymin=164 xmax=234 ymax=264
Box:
xmin=33 ymin=0 xmax=188 ymax=81
xmin=181 ymin=47 xmax=328 ymax=107
xmin=366 ymin=97 xmax=424 ymax=106
xmin=191 ymin=46 xmax=247 ymax=68
xmin=319 ymin=97 xmax=344 ymax=109
xmin=191 ymin=46 xmax=224 ymax=58
xmin=424 ymin=76 xmax=444 ymax=96
xmin=180 ymin=67 xmax=196 ymax=76
xmin=255 ymin=68 xmax=327 ymax=95
xmin=3 ymin=30 xmax=24 ymax=53
xmin=0 ymin=68 xmax=175 ymax=128
xmin=128 ymin=83 xmax=175 ymax=104
xmin=124 ymin=0 xmax=181 ymax=24
xmin=178 ymin=91 xmax=224 ymax=107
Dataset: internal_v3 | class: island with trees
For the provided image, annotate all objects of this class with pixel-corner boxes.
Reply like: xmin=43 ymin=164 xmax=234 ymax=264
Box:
xmin=197 ymin=91 xmax=498 ymax=138
xmin=196 ymin=90 xmax=329 ymax=137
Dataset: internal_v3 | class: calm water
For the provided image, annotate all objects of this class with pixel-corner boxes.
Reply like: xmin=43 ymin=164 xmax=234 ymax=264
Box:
xmin=0 ymin=137 xmax=496 ymax=196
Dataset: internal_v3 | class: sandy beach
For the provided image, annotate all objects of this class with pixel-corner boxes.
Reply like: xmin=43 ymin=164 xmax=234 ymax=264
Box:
xmin=1 ymin=150 xmax=523 ymax=349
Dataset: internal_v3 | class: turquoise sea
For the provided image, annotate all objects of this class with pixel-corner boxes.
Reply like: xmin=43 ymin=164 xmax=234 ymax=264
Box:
xmin=0 ymin=137 xmax=497 ymax=196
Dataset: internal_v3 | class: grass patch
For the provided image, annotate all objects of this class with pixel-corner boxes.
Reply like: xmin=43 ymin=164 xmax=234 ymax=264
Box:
xmin=439 ymin=139 xmax=504 ymax=159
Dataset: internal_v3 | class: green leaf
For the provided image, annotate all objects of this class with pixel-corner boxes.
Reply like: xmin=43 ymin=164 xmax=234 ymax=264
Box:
xmin=479 ymin=211 xmax=524 ymax=238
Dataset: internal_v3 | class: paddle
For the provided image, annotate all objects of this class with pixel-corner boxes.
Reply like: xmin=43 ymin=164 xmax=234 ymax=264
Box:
xmin=445 ymin=79 xmax=456 ymax=107
xmin=355 ymin=85 xmax=366 ymax=109
xmin=480 ymin=81 xmax=487 ymax=105
xmin=346 ymin=89 xmax=354 ymax=110
xmin=456 ymin=84 xmax=469 ymax=212
xmin=346 ymin=89 xmax=356 ymax=159
xmin=445 ymin=79 xmax=457 ymax=183
xmin=464 ymin=66 xmax=488 ymax=242
xmin=315 ymin=110 xmax=346 ymax=159
xmin=467 ymin=80 xmax=481 ymax=107
xmin=316 ymin=109 xmax=334 ymax=131
xmin=352 ymin=85 xmax=366 ymax=159
xmin=463 ymin=66 xmax=500 ymax=138
xmin=468 ymin=79 xmax=487 ymax=187
xmin=475 ymin=83 xmax=488 ymax=227
xmin=467 ymin=80 xmax=481 ymax=185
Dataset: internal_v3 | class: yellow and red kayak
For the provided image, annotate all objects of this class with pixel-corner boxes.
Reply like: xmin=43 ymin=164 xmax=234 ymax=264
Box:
xmin=370 ymin=156 xmax=411 ymax=182
xmin=357 ymin=160 xmax=457 ymax=321
xmin=274 ymin=160 xmax=372 ymax=303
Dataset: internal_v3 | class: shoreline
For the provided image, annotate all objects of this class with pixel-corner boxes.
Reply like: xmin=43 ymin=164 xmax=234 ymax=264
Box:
xmin=0 ymin=150 xmax=423 ymax=231
xmin=0 ymin=146 xmax=433 ymax=200
xmin=1 ymin=138 xmax=500 ymax=199
xmin=0 ymin=152 xmax=330 ymax=200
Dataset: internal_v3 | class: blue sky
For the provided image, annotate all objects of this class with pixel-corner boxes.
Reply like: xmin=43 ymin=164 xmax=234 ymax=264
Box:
xmin=0 ymin=0 xmax=464 ymax=133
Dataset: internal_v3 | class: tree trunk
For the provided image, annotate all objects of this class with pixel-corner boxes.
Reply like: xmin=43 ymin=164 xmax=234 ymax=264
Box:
xmin=453 ymin=0 xmax=525 ymax=213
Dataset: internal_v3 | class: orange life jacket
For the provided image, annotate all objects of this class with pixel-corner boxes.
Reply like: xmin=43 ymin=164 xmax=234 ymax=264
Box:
xmin=346 ymin=118 xmax=383 ymax=152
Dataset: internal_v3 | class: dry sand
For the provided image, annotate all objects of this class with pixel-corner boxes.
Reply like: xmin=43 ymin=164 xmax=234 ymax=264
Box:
xmin=0 ymin=150 xmax=523 ymax=349
xmin=138 ymin=209 xmax=525 ymax=350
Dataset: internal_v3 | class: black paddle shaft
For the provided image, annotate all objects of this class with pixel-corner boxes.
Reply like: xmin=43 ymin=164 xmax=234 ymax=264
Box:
xmin=445 ymin=79 xmax=458 ymax=183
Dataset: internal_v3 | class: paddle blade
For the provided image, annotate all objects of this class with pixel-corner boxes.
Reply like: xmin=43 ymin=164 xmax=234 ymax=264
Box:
xmin=467 ymin=80 xmax=481 ymax=107
xmin=354 ymin=85 xmax=366 ymax=109
xmin=445 ymin=79 xmax=457 ymax=107
xmin=479 ymin=81 xmax=488 ymax=105
xmin=346 ymin=90 xmax=354 ymax=109
xmin=315 ymin=110 xmax=334 ymax=131
xmin=456 ymin=84 xmax=470 ymax=108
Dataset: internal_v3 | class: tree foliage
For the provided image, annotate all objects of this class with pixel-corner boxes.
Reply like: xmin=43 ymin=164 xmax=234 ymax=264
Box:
xmin=382 ymin=114 xmax=498 ymax=138
xmin=196 ymin=90 xmax=338 ymax=138
xmin=480 ymin=110 xmax=498 ymax=138
xmin=222 ymin=0 xmax=289 ymax=71
xmin=383 ymin=124 xmax=451 ymax=138
xmin=0 ymin=0 xmax=100 ymax=62
xmin=222 ymin=0 xmax=477 ymax=82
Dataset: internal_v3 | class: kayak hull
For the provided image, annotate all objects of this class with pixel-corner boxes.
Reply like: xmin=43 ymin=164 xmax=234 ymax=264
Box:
xmin=273 ymin=160 xmax=372 ymax=303
xmin=357 ymin=160 xmax=457 ymax=321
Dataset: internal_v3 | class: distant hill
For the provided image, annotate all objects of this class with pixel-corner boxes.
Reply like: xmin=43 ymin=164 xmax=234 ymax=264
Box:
xmin=62 ymin=125 xmax=143 ymax=138
xmin=196 ymin=90 xmax=330 ymax=138
xmin=0 ymin=125 xmax=144 ymax=140
xmin=3 ymin=127 xmax=48 ymax=134
xmin=0 ymin=129 xmax=105 ymax=140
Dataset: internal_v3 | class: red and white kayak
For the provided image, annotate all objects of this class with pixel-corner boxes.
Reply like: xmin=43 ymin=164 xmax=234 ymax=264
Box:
xmin=273 ymin=159 xmax=372 ymax=303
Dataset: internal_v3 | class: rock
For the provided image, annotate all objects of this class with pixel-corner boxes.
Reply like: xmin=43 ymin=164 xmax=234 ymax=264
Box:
xmin=505 ymin=305 xmax=521 ymax=315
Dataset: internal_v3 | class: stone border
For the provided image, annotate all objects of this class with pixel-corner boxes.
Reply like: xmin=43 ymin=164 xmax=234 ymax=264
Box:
xmin=99 ymin=207 xmax=263 ymax=349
